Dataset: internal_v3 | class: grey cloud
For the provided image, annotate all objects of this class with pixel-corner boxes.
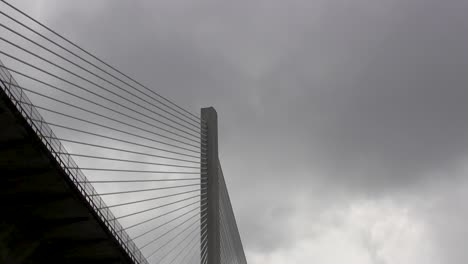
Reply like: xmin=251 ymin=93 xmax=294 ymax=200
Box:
xmin=9 ymin=0 xmax=468 ymax=262
xmin=243 ymin=0 xmax=468 ymax=192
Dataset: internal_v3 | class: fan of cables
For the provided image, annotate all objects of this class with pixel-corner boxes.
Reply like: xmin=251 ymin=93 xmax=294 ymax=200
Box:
xmin=0 ymin=0 xmax=208 ymax=263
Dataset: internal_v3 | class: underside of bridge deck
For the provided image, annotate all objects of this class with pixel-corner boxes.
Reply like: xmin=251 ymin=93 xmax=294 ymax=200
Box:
xmin=0 ymin=87 xmax=134 ymax=263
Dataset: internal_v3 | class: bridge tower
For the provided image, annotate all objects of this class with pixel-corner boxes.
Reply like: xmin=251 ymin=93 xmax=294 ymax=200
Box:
xmin=201 ymin=107 xmax=220 ymax=264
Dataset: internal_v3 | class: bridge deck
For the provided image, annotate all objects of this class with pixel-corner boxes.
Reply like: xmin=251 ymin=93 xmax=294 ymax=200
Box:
xmin=0 ymin=84 xmax=134 ymax=263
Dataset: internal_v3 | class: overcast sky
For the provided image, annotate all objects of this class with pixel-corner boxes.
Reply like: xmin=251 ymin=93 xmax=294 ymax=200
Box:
xmin=7 ymin=0 xmax=468 ymax=263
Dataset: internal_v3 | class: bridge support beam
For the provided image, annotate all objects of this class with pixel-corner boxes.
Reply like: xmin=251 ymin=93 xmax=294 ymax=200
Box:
xmin=201 ymin=107 xmax=220 ymax=264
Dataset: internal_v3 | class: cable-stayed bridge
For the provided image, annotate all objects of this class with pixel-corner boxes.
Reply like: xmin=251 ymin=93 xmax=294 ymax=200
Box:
xmin=0 ymin=1 xmax=247 ymax=263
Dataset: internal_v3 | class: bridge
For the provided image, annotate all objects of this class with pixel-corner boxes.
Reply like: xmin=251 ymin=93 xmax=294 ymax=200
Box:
xmin=0 ymin=1 xmax=247 ymax=263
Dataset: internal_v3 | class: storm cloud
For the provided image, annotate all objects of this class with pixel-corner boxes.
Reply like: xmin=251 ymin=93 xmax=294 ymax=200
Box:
xmin=8 ymin=0 xmax=468 ymax=263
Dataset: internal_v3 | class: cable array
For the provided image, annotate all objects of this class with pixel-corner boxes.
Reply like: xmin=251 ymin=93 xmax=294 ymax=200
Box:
xmin=219 ymin=166 xmax=248 ymax=264
xmin=0 ymin=1 xmax=207 ymax=263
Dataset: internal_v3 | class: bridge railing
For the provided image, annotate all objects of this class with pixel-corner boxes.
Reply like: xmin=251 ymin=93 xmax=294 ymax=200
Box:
xmin=0 ymin=58 xmax=149 ymax=264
